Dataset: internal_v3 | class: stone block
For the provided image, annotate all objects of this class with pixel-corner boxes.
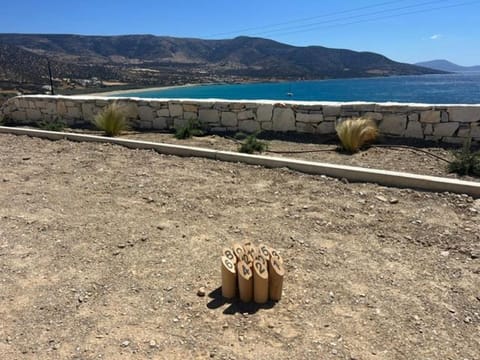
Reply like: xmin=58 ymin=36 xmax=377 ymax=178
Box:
xmin=323 ymin=105 xmax=341 ymax=116
xmin=441 ymin=111 xmax=449 ymax=123
xmin=379 ymin=114 xmax=407 ymax=135
xmin=138 ymin=106 xmax=154 ymax=122
xmin=199 ymin=109 xmax=219 ymax=123
xmin=238 ymin=120 xmax=260 ymax=133
xmin=57 ymin=102 xmax=67 ymax=116
xmin=238 ymin=110 xmax=255 ymax=120
xmin=420 ymin=110 xmax=441 ymax=123
xmin=425 ymin=135 xmax=441 ymax=142
xmin=364 ymin=112 xmax=383 ymax=121
xmin=221 ymin=112 xmax=237 ymax=127
xmin=26 ymin=108 xmax=42 ymax=121
xmin=257 ymin=104 xmax=273 ymax=122
xmin=44 ymin=102 xmax=57 ymax=115
xmin=448 ymin=107 xmax=480 ymax=123
xmin=433 ymin=122 xmax=459 ymax=137
xmin=183 ymin=104 xmax=198 ymax=113
xmin=296 ymin=113 xmax=323 ymax=123
xmin=424 ymin=124 xmax=433 ymax=136
xmin=470 ymin=124 xmax=480 ymax=138
xmin=184 ymin=111 xmax=197 ymax=121
xmin=81 ymin=103 xmax=96 ymax=121
xmin=138 ymin=120 xmax=152 ymax=130
xmin=261 ymin=122 xmax=273 ymax=131
xmin=272 ymin=107 xmax=295 ymax=131
xmin=457 ymin=127 xmax=471 ymax=138
xmin=296 ymin=122 xmax=316 ymax=133
xmin=408 ymin=113 xmax=419 ymax=122
xmin=174 ymin=118 xmax=188 ymax=128
xmin=404 ymin=120 xmax=423 ymax=139
xmin=169 ymin=103 xmax=183 ymax=117
xmin=157 ymin=108 xmax=170 ymax=117
xmin=442 ymin=137 xmax=466 ymax=144
xmin=152 ymin=117 xmax=167 ymax=130
xmin=11 ymin=111 xmax=26 ymax=122
xmin=316 ymin=121 xmax=336 ymax=134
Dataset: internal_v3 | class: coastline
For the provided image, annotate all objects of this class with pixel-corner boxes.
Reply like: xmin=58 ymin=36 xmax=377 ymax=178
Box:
xmin=86 ymin=83 xmax=199 ymax=97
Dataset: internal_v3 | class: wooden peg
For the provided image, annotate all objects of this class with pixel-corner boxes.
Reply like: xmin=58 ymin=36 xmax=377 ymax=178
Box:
xmin=232 ymin=242 xmax=244 ymax=261
xmin=253 ymin=259 xmax=269 ymax=304
xmin=221 ymin=255 xmax=236 ymax=299
xmin=222 ymin=247 xmax=237 ymax=264
xmin=268 ymin=257 xmax=285 ymax=301
xmin=254 ymin=253 xmax=267 ymax=267
xmin=269 ymin=247 xmax=284 ymax=265
xmin=237 ymin=260 xmax=253 ymax=303
xmin=258 ymin=244 xmax=271 ymax=261
xmin=241 ymin=252 xmax=253 ymax=269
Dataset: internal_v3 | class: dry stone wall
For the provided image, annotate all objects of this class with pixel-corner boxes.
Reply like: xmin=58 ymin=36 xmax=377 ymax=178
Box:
xmin=1 ymin=95 xmax=480 ymax=144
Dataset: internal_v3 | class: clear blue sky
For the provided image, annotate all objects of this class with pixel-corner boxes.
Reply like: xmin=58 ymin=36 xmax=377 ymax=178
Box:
xmin=1 ymin=0 xmax=479 ymax=65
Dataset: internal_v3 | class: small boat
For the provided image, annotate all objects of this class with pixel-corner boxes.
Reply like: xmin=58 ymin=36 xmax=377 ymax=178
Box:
xmin=286 ymin=84 xmax=293 ymax=97
xmin=286 ymin=92 xmax=293 ymax=97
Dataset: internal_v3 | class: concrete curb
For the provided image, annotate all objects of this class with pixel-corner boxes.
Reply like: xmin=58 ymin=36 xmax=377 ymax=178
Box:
xmin=1 ymin=126 xmax=479 ymax=198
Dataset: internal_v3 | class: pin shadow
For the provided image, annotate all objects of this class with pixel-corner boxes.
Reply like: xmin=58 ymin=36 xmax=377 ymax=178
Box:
xmin=207 ymin=286 xmax=276 ymax=315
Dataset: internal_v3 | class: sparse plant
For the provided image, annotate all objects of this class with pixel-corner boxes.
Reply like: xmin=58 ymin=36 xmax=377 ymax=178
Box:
xmin=39 ymin=116 xmax=65 ymax=131
xmin=174 ymin=120 xmax=204 ymax=139
xmin=336 ymin=117 xmax=378 ymax=154
xmin=93 ymin=102 xmax=129 ymax=137
xmin=234 ymin=131 xmax=248 ymax=140
xmin=238 ymin=133 xmax=268 ymax=154
xmin=448 ymin=137 xmax=480 ymax=176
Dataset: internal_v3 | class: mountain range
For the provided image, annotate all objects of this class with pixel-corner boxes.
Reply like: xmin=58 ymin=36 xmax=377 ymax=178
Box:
xmin=0 ymin=33 xmax=443 ymax=93
xmin=415 ymin=59 xmax=480 ymax=72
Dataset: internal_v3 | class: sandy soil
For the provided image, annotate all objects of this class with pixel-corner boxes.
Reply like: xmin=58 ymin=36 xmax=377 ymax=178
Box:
xmin=0 ymin=133 xmax=479 ymax=360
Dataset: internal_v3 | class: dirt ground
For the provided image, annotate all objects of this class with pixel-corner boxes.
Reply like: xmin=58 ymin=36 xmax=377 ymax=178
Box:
xmin=119 ymin=131 xmax=479 ymax=182
xmin=0 ymin=133 xmax=479 ymax=360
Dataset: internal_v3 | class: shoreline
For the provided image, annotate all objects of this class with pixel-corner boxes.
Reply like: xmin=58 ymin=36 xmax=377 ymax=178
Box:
xmin=86 ymin=83 xmax=200 ymax=97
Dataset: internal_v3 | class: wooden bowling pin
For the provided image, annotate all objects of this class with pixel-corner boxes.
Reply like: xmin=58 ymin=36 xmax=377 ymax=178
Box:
xmin=237 ymin=260 xmax=253 ymax=303
xmin=221 ymin=255 xmax=236 ymax=299
xmin=253 ymin=259 xmax=269 ymax=304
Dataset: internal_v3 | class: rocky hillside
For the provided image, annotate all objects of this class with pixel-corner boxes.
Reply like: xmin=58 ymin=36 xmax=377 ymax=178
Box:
xmin=0 ymin=33 xmax=442 ymax=90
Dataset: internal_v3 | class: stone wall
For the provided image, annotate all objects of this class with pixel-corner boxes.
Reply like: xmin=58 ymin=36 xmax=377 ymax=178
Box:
xmin=1 ymin=95 xmax=480 ymax=144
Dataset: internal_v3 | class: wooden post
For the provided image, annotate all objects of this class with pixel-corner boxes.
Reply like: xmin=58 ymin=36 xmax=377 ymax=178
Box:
xmin=222 ymin=247 xmax=237 ymax=264
xmin=241 ymin=252 xmax=253 ymax=269
xmin=269 ymin=247 xmax=283 ymax=265
xmin=268 ymin=257 xmax=285 ymax=301
xmin=237 ymin=260 xmax=253 ymax=303
xmin=253 ymin=259 xmax=269 ymax=304
xmin=233 ymin=242 xmax=244 ymax=261
xmin=258 ymin=244 xmax=271 ymax=261
xmin=221 ymin=256 xmax=236 ymax=299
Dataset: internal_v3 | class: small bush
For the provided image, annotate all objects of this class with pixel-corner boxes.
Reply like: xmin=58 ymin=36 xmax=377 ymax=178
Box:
xmin=234 ymin=131 xmax=248 ymax=140
xmin=174 ymin=120 xmax=204 ymax=139
xmin=336 ymin=117 xmax=378 ymax=154
xmin=93 ymin=103 xmax=129 ymax=137
xmin=448 ymin=138 xmax=480 ymax=176
xmin=239 ymin=133 xmax=268 ymax=154
xmin=39 ymin=117 xmax=65 ymax=131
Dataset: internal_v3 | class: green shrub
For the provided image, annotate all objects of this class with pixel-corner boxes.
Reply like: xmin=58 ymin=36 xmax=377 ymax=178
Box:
xmin=448 ymin=138 xmax=480 ymax=176
xmin=234 ymin=131 xmax=248 ymax=140
xmin=93 ymin=103 xmax=129 ymax=137
xmin=336 ymin=117 xmax=378 ymax=154
xmin=174 ymin=120 xmax=204 ymax=139
xmin=39 ymin=117 xmax=65 ymax=131
xmin=239 ymin=133 xmax=268 ymax=154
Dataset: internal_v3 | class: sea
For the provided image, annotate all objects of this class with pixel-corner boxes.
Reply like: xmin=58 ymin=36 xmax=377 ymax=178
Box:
xmin=116 ymin=73 xmax=480 ymax=104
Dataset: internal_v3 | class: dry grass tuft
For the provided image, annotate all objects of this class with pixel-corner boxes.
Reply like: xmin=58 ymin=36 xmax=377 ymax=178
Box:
xmin=336 ymin=117 xmax=378 ymax=153
xmin=93 ymin=103 xmax=129 ymax=137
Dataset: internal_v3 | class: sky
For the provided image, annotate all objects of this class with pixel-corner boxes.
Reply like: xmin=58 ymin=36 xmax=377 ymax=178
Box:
xmin=1 ymin=0 xmax=479 ymax=66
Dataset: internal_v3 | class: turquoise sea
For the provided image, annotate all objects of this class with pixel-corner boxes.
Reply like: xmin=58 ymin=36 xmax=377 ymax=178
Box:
xmin=117 ymin=73 xmax=480 ymax=104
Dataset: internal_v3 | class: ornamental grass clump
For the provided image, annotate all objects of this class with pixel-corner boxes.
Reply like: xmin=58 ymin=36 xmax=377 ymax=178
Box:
xmin=174 ymin=120 xmax=204 ymax=139
xmin=336 ymin=117 xmax=378 ymax=154
xmin=93 ymin=103 xmax=129 ymax=137
xmin=448 ymin=138 xmax=480 ymax=176
xmin=238 ymin=133 xmax=268 ymax=154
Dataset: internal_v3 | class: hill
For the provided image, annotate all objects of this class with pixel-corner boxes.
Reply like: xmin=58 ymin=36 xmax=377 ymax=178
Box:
xmin=415 ymin=59 xmax=480 ymax=72
xmin=0 ymin=33 xmax=443 ymax=93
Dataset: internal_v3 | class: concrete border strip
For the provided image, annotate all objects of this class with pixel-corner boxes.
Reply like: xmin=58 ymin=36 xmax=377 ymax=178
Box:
xmin=1 ymin=126 xmax=479 ymax=197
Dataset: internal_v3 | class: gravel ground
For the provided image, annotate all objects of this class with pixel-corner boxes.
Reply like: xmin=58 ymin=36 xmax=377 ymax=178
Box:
xmin=0 ymin=133 xmax=479 ymax=360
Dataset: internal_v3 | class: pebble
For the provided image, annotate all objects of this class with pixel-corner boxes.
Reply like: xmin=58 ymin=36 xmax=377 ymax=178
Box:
xmin=440 ymin=251 xmax=450 ymax=257
xmin=464 ymin=316 xmax=472 ymax=323
xmin=222 ymin=323 xmax=229 ymax=329
xmin=121 ymin=340 xmax=130 ymax=347
xmin=117 ymin=244 xmax=126 ymax=248
xmin=197 ymin=287 xmax=206 ymax=297
xmin=389 ymin=198 xmax=399 ymax=204
xmin=375 ymin=195 xmax=388 ymax=202
xmin=149 ymin=340 xmax=157 ymax=348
